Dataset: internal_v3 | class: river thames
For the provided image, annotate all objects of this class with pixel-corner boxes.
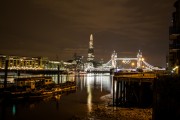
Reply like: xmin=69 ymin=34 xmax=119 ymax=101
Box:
xmin=0 ymin=73 xmax=113 ymax=120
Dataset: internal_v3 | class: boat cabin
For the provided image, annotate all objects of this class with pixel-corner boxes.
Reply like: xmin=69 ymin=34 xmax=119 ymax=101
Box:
xmin=14 ymin=76 xmax=53 ymax=90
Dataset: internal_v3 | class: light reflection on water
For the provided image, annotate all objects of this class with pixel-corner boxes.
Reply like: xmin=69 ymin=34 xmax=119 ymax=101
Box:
xmin=12 ymin=105 xmax=16 ymax=116
xmin=0 ymin=73 xmax=112 ymax=120
xmin=87 ymin=73 xmax=93 ymax=113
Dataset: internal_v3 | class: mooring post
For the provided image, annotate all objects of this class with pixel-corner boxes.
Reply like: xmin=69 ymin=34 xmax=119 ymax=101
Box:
xmin=60 ymin=74 xmax=62 ymax=84
xmin=113 ymin=76 xmax=115 ymax=107
xmin=17 ymin=70 xmax=20 ymax=76
xmin=152 ymin=78 xmax=157 ymax=120
xmin=124 ymin=81 xmax=126 ymax=103
xmin=4 ymin=59 xmax=8 ymax=91
xmin=120 ymin=80 xmax=123 ymax=104
xmin=58 ymin=64 xmax=60 ymax=85
xmin=123 ymin=81 xmax=126 ymax=103
xmin=116 ymin=81 xmax=120 ymax=106
xmin=139 ymin=79 xmax=142 ymax=107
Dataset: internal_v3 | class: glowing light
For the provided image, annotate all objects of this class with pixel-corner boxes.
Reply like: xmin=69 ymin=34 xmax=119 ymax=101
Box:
xmin=54 ymin=94 xmax=61 ymax=100
xmin=131 ymin=62 xmax=135 ymax=66
xmin=12 ymin=105 xmax=16 ymax=116
xmin=100 ymin=75 xmax=102 ymax=92
xmin=173 ymin=66 xmax=179 ymax=71
xmin=87 ymin=75 xmax=92 ymax=113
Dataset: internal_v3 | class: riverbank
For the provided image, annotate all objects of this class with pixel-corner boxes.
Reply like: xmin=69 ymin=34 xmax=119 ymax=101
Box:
xmin=71 ymin=94 xmax=152 ymax=120
xmin=88 ymin=105 xmax=152 ymax=120
xmin=91 ymin=94 xmax=152 ymax=120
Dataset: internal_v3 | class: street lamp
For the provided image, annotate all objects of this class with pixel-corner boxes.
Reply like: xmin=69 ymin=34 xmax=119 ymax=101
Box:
xmin=172 ymin=66 xmax=179 ymax=74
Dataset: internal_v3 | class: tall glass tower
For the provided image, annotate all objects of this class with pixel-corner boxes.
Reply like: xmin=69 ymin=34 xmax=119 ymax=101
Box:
xmin=87 ymin=34 xmax=95 ymax=62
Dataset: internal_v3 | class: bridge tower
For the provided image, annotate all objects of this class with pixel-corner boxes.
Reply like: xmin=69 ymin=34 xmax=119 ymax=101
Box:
xmin=137 ymin=50 xmax=143 ymax=69
xmin=111 ymin=50 xmax=117 ymax=68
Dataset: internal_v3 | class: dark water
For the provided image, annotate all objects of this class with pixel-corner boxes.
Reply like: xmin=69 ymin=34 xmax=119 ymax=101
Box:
xmin=0 ymin=73 xmax=113 ymax=120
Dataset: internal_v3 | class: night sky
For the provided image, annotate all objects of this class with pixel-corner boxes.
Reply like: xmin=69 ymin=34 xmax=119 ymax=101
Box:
xmin=0 ymin=0 xmax=176 ymax=67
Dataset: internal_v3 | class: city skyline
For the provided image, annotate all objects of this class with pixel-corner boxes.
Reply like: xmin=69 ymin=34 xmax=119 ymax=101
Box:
xmin=0 ymin=0 xmax=176 ymax=67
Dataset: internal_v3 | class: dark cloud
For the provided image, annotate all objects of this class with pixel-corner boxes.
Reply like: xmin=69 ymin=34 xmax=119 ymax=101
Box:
xmin=0 ymin=0 xmax=176 ymax=67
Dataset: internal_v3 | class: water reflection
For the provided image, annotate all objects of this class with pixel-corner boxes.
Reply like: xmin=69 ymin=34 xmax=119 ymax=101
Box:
xmin=0 ymin=73 xmax=113 ymax=120
xmin=12 ymin=105 xmax=16 ymax=116
xmin=82 ymin=73 xmax=111 ymax=91
xmin=87 ymin=74 xmax=93 ymax=113
xmin=29 ymin=103 xmax=35 ymax=109
xmin=46 ymin=74 xmax=76 ymax=84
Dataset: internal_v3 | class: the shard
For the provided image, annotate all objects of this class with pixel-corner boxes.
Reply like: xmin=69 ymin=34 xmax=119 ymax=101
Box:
xmin=87 ymin=34 xmax=95 ymax=62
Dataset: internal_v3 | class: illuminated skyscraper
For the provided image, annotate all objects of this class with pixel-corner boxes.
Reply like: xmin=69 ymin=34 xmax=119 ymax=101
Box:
xmin=168 ymin=0 xmax=180 ymax=74
xmin=87 ymin=34 xmax=95 ymax=62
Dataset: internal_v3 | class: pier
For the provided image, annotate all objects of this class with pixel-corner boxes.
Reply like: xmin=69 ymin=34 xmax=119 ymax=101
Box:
xmin=112 ymin=72 xmax=156 ymax=107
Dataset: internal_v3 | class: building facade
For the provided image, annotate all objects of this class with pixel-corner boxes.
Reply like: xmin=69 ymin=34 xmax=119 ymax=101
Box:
xmin=0 ymin=55 xmax=48 ymax=70
xmin=169 ymin=0 xmax=180 ymax=74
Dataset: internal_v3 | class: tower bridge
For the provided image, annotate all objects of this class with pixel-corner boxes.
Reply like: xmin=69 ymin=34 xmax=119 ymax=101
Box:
xmin=86 ymin=50 xmax=165 ymax=72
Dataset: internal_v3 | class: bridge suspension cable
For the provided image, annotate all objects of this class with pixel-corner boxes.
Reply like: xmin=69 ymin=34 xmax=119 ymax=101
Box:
xmin=85 ymin=50 xmax=165 ymax=72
